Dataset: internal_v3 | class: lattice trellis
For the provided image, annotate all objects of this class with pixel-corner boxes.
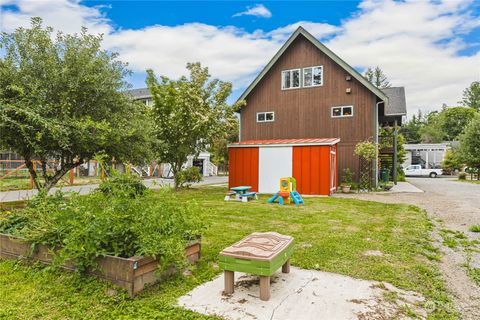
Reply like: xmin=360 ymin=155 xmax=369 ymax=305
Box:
xmin=358 ymin=156 xmax=373 ymax=192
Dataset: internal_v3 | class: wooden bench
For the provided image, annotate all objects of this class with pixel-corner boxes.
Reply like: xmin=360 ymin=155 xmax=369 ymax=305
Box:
xmin=219 ymin=232 xmax=294 ymax=301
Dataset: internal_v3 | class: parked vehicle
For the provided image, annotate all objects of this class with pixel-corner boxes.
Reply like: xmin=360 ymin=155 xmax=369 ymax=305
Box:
xmin=404 ymin=165 xmax=442 ymax=178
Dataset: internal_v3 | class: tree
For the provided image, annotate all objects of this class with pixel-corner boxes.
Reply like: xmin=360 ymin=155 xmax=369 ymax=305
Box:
xmin=418 ymin=111 xmax=443 ymax=143
xmin=441 ymin=149 xmax=463 ymax=174
xmin=364 ymin=66 xmax=391 ymax=89
xmin=209 ymin=117 xmax=239 ymax=171
xmin=147 ymin=63 xmax=241 ymax=188
xmin=461 ymin=81 xmax=480 ymax=112
xmin=0 ymin=18 xmax=151 ymax=191
xmin=458 ymin=114 xmax=480 ymax=179
xmin=416 ymin=107 xmax=475 ymax=143
xmin=401 ymin=110 xmax=426 ymax=143
xmin=436 ymin=107 xmax=476 ymax=141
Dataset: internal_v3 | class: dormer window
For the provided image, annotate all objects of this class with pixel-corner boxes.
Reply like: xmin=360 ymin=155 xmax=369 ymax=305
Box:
xmin=303 ymin=66 xmax=323 ymax=87
xmin=281 ymin=69 xmax=300 ymax=89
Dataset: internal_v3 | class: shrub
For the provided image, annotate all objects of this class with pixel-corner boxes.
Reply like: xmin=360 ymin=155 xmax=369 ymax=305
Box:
xmin=458 ymin=172 xmax=467 ymax=180
xmin=98 ymin=172 xmax=147 ymax=197
xmin=469 ymin=224 xmax=480 ymax=233
xmin=174 ymin=167 xmax=202 ymax=188
xmin=354 ymin=141 xmax=377 ymax=160
xmin=342 ymin=168 xmax=354 ymax=185
xmin=11 ymin=186 xmax=205 ymax=273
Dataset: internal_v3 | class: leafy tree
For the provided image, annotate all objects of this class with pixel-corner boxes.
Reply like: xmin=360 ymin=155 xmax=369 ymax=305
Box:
xmin=0 ymin=18 xmax=151 ymax=191
xmin=417 ymin=107 xmax=475 ymax=143
xmin=419 ymin=111 xmax=443 ymax=143
xmin=458 ymin=114 xmax=480 ymax=178
xmin=436 ymin=107 xmax=476 ymax=141
xmin=461 ymin=81 xmax=480 ymax=112
xmin=147 ymin=63 xmax=241 ymax=188
xmin=209 ymin=117 xmax=239 ymax=171
xmin=441 ymin=149 xmax=463 ymax=174
xmin=401 ymin=110 xmax=426 ymax=143
xmin=364 ymin=66 xmax=391 ymax=89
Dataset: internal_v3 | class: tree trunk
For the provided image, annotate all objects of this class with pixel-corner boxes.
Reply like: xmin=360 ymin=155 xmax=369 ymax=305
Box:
xmin=43 ymin=162 xmax=80 ymax=191
xmin=172 ymin=162 xmax=183 ymax=189
xmin=25 ymin=158 xmax=42 ymax=190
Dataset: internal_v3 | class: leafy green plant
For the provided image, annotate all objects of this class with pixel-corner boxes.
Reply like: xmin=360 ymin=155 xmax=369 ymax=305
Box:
xmin=12 ymin=185 xmax=205 ymax=273
xmin=458 ymin=172 xmax=467 ymax=180
xmin=174 ymin=167 xmax=202 ymax=189
xmin=341 ymin=168 xmax=354 ymax=186
xmin=469 ymin=224 xmax=480 ymax=232
xmin=98 ymin=172 xmax=147 ymax=198
xmin=354 ymin=141 xmax=377 ymax=160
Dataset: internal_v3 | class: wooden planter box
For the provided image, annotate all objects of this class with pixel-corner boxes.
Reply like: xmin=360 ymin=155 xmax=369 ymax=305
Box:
xmin=0 ymin=233 xmax=201 ymax=296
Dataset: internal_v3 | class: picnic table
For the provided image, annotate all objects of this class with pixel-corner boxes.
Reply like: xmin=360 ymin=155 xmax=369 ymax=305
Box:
xmin=224 ymin=186 xmax=257 ymax=202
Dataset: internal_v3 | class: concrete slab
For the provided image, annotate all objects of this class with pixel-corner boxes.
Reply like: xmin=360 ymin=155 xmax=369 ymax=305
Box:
xmin=178 ymin=267 xmax=425 ymax=320
xmin=390 ymin=181 xmax=423 ymax=193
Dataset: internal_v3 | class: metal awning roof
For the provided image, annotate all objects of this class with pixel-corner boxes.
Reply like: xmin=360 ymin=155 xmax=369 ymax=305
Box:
xmin=229 ymin=138 xmax=340 ymax=148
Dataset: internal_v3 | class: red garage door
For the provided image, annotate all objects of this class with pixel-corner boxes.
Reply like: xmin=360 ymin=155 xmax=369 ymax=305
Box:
xmin=228 ymin=147 xmax=259 ymax=192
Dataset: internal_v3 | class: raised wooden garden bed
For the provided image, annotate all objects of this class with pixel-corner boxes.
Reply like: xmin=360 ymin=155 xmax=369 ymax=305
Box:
xmin=0 ymin=233 xmax=201 ymax=296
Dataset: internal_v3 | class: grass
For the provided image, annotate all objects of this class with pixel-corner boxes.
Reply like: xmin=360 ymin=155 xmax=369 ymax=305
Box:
xmin=0 ymin=176 xmax=102 ymax=192
xmin=0 ymin=186 xmax=458 ymax=319
xmin=469 ymin=225 xmax=480 ymax=233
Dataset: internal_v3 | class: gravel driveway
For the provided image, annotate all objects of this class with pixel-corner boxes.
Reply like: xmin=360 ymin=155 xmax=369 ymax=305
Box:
xmin=336 ymin=177 xmax=480 ymax=319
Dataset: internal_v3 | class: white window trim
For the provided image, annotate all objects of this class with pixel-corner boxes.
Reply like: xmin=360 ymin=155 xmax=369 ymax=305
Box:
xmin=257 ymin=111 xmax=275 ymax=123
xmin=281 ymin=69 xmax=301 ymax=90
xmin=331 ymin=105 xmax=354 ymax=118
xmin=303 ymin=65 xmax=323 ymax=87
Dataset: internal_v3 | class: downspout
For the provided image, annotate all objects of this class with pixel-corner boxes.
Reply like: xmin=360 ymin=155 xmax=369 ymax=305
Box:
xmin=374 ymin=101 xmax=382 ymax=188
xmin=238 ymin=111 xmax=242 ymax=142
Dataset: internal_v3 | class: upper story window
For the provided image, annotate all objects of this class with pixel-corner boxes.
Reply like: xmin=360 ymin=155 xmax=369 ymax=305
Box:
xmin=281 ymin=69 xmax=300 ymax=89
xmin=331 ymin=106 xmax=353 ymax=118
xmin=303 ymin=66 xmax=323 ymax=87
xmin=257 ymin=111 xmax=275 ymax=123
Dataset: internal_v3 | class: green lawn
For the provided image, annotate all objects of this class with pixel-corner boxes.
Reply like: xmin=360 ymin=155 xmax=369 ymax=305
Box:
xmin=0 ymin=176 xmax=103 ymax=192
xmin=0 ymin=186 xmax=457 ymax=319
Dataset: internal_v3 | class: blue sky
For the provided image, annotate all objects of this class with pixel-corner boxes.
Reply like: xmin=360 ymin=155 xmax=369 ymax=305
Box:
xmin=1 ymin=0 xmax=480 ymax=114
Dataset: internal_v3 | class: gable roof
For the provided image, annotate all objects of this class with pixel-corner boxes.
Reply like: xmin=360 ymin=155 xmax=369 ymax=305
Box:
xmin=381 ymin=87 xmax=407 ymax=116
xmin=237 ymin=26 xmax=389 ymax=104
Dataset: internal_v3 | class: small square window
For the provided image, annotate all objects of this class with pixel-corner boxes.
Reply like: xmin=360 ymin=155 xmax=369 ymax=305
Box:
xmin=332 ymin=108 xmax=342 ymax=117
xmin=342 ymin=107 xmax=352 ymax=116
xmin=257 ymin=113 xmax=266 ymax=122
xmin=266 ymin=112 xmax=274 ymax=121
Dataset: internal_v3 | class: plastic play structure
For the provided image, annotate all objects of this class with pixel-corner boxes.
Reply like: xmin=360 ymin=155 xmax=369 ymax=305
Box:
xmin=268 ymin=177 xmax=304 ymax=205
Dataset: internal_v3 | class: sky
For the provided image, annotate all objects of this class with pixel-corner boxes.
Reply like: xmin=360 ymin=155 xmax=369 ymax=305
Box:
xmin=1 ymin=0 xmax=480 ymax=116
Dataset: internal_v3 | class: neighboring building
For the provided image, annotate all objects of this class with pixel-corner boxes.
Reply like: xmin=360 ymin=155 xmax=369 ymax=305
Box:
xmin=403 ymin=143 xmax=449 ymax=169
xmin=235 ymin=27 xmax=406 ymax=184
xmin=126 ymin=88 xmax=217 ymax=177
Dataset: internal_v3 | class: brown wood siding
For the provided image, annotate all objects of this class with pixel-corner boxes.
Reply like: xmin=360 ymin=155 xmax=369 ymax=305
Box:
xmin=240 ymin=34 xmax=376 ymax=179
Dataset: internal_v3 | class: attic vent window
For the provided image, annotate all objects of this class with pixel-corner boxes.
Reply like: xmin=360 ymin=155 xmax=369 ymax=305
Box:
xmin=303 ymin=66 xmax=323 ymax=87
xmin=281 ymin=69 xmax=300 ymax=89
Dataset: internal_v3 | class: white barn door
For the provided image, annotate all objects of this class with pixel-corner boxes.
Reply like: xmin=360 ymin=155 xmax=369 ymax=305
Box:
xmin=258 ymin=147 xmax=292 ymax=193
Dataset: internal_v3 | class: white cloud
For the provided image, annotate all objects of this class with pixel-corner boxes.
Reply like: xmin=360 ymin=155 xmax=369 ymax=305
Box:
xmin=233 ymin=4 xmax=272 ymax=18
xmin=1 ymin=0 xmax=479 ymax=116
xmin=0 ymin=0 xmax=112 ymax=35
xmin=325 ymin=0 xmax=480 ymax=115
